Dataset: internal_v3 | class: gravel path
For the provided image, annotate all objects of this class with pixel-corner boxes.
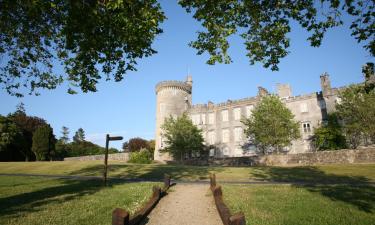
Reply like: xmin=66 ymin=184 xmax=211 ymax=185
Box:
xmin=143 ymin=184 xmax=222 ymax=225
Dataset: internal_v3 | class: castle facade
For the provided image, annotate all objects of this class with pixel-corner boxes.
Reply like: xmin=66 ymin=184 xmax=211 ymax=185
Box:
xmin=154 ymin=74 xmax=342 ymax=162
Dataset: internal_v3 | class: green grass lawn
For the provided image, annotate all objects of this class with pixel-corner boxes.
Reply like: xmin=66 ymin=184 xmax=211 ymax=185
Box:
xmin=0 ymin=161 xmax=374 ymax=183
xmin=0 ymin=176 xmax=160 ymax=225
xmin=223 ymin=184 xmax=375 ymax=225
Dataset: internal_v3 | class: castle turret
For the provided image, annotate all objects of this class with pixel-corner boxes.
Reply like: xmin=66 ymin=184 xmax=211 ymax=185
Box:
xmin=154 ymin=77 xmax=192 ymax=161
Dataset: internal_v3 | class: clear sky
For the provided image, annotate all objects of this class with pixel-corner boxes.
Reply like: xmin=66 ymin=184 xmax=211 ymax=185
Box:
xmin=0 ymin=1 xmax=373 ymax=150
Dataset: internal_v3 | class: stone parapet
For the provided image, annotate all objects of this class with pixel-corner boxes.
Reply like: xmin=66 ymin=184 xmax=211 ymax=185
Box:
xmin=155 ymin=80 xmax=192 ymax=94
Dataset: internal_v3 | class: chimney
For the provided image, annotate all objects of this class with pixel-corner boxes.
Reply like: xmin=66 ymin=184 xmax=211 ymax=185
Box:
xmin=277 ymin=83 xmax=292 ymax=99
xmin=320 ymin=72 xmax=332 ymax=96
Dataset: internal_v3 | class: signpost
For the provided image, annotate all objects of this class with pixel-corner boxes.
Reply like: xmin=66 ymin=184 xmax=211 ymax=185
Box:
xmin=104 ymin=134 xmax=123 ymax=186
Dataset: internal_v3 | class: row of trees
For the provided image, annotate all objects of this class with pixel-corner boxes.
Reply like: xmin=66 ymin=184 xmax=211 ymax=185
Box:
xmin=0 ymin=105 xmax=120 ymax=161
xmin=160 ymin=66 xmax=375 ymax=159
xmin=0 ymin=104 xmax=54 ymax=161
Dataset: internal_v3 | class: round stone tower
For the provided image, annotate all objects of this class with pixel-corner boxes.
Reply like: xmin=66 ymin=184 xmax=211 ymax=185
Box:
xmin=154 ymin=76 xmax=192 ymax=162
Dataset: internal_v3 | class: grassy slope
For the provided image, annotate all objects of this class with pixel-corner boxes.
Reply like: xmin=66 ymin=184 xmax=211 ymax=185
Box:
xmin=0 ymin=161 xmax=374 ymax=182
xmin=0 ymin=176 xmax=160 ymax=225
xmin=223 ymin=184 xmax=375 ymax=225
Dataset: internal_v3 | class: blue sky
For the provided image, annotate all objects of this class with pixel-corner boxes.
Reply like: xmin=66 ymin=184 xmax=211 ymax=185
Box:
xmin=0 ymin=1 xmax=373 ymax=149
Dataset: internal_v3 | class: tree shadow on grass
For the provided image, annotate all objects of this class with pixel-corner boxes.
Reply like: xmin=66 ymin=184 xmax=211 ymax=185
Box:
xmin=250 ymin=166 xmax=375 ymax=213
xmin=0 ymin=178 xmax=105 ymax=218
xmin=68 ymin=164 xmax=224 ymax=181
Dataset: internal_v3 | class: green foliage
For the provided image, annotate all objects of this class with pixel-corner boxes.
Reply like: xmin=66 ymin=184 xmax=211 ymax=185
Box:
xmin=0 ymin=0 xmax=165 ymax=97
xmin=336 ymin=83 xmax=375 ymax=148
xmin=8 ymin=110 xmax=48 ymax=160
xmin=161 ymin=113 xmax=204 ymax=161
xmin=242 ymin=95 xmax=300 ymax=154
xmin=0 ymin=115 xmax=24 ymax=151
xmin=31 ymin=125 xmax=56 ymax=161
xmin=128 ymin=137 xmax=149 ymax=152
xmin=128 ymin=148 xmax=152 ymax=164
xmin=148 ymin=139 xmax=155 ymax=152
xmin=73 ymin=128 xmax=85 ymax=143
xmin=312 ymin=114 xmax=346 ymax=151
xmin=179 ymin=0 xmax=374 ymax=70
xmin=60 ymin=126 xmax=70 ymax=144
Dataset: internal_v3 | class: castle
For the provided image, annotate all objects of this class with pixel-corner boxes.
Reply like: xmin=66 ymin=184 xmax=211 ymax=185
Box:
xmin=154 ymin=74 xmax=343 ymax=162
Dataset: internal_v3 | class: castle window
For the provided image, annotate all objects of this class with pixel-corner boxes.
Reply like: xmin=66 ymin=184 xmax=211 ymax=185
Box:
xmin=335 ymin=97 xmax=342 ymax=105
xmin=234 ymin=108 xmax=241 ymax=120
xmin=222 ymin=110 xmax=229 ymax=122
xmin=201 ymin=114 xmax=206 ymax=124
xmin=159 ymin=103 xmax=166 ymax=116
xmin=223 ymin=147 xmax=230 ymax=156
xmin=222 ymin=129 xmax=229 ymax=143
xmin=192 ymin=114 xmax=200 ymax=125
xmin=246 ymin=105 xmax=254 ymax=118
xmin=208 ymin=113 xmax=215 ymax=124
xmin=234 ymin=127 xmax=243 ymax=142
xmin=208 ymin=131 xmax=215 ymax=145
xmin=160 ymin=137 xmax=164 ymax=148
xmin=300 ymin=103 xmax=308 ymax=113
xmin=302 ymin=122 xmax=311 ymax=133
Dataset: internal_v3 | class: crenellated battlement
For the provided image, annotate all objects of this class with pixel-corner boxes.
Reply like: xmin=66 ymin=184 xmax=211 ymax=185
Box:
xmin=155 ymin=80 xmax=192 ymax=94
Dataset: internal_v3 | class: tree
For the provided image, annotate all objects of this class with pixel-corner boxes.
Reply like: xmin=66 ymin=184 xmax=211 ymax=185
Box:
xmin=8 ymin=109 xmax=48 ymax=161
xmin=179 ymin=0 xmax=374 ymax=70
xmin=73 ymin=128 xmax=85 ymax=142
xmin=31 ymin=125 xmax=56 ymax=161
xmin=128 ymin=137 xmax=149 ymax=152
xmin=60 ymin=126 xmax=70 ymax=144
xmin=0 ymin=115 xmax=27 ymax=161
xmin=1 ymin=1 xmax=373 ymax=97
xmin=242 ymin=95 xmax=300 ymax=154
xmin=0 ymin=0 xmax=165 ymax=97
xmin=336 ymin=83 xmax=375 ymax=148
xmin=312 ymin=113 xmax=346 ymax=150
xmin=161 ymin=113 xmax=204 ymax=161
xmin=122 ymin=141 xmax=129 ymax=152
xmin=148 ymin=139 xmax=155 ymax=152
xmin=0 ymin=116 xmax=23 ymax=151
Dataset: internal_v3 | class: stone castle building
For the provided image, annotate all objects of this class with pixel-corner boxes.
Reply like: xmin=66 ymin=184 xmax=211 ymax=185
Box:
xmin=154 ymin=74 xmax=343 ymax=162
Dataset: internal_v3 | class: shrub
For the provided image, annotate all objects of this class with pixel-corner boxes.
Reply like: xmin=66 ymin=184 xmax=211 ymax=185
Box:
xmin=128 ymin=148 xmax=152 ymax=164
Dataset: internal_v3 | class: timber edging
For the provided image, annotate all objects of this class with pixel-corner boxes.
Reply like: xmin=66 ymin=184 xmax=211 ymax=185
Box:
xmin=210 ymin=174 xmax=246 ymax=225
xmin=112 ymin=174 xmax=171 ymax=225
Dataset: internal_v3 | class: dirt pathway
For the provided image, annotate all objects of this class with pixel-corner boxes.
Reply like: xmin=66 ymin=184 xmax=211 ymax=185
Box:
xmin=143 ymin=184 xmax=222 ymax=225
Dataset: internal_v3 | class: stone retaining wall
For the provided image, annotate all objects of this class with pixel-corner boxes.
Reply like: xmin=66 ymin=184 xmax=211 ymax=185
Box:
xmin=64 ymin=153 xmax=129 ymax=161
xmin=207 ymin=148 xmax=375 ymax=166
xmin=260 ymin=148 xmax=375 ymax=166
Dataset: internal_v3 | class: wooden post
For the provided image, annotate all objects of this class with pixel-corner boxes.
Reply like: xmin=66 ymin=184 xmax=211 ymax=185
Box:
xmin=210 ymin=173 xmax=216 ymax=191
xmin=164 ymin=174 xmax=171 ymax=189
xmin=104 ymin=134 xmax=123 ymax=186
xmin=112 ymin=208 xmax=129 ymax=225
xmin=104 ymin=134 xmax=110 ymax=186
xmin=230 ymin=213 xmax=246 ymax=225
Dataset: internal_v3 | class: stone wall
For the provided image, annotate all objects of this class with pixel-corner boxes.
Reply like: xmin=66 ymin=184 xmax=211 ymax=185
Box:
xmin=202 ymin=148 xmax=375 ymax=166
xmin=64 ymin=153 xmax=129 ymax=161
xmin=259 ymin=148 xmax=375 ymax=166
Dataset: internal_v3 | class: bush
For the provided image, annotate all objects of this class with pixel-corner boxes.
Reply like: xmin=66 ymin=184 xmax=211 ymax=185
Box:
xmin=128 ymin=149 xmax=152 ymax=164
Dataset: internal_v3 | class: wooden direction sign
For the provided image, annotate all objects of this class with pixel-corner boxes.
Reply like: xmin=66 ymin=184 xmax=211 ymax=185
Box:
xmin=104 ymin=134 xmax=123 ymax=186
